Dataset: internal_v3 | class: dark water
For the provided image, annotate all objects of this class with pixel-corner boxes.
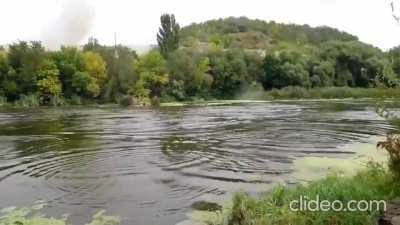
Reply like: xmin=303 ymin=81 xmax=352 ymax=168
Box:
xmin=0 ymin=101 xmax=395 ymax=225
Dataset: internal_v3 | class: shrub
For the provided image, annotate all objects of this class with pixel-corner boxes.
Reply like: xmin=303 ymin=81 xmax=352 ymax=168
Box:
xmin=67 ymin=94 xmax=82 ymax=105
xmin=119 ymin=95 xmax=134 ymax=107
xmin=378 ymin=134 xmax=400 ymax=180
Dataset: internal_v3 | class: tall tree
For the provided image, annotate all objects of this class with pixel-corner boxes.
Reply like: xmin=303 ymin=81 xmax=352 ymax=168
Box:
xmin=36 ymin=59 xmax=62 ymax=104
xmin=157 ymin=14 xmax=180 ymax=58
xmin=83 ymin=51 xmax=107 ymax=88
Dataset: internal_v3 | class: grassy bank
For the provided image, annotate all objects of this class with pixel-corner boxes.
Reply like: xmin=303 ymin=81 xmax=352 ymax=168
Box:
xmin=238 ymin=87 xmax=400 ymax=100
xmin=210 ymin=164 xmax=399 ymax=225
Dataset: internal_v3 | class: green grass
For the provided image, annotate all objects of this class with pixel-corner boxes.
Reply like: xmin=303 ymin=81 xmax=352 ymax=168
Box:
xmin=238 ymin=87 xmax=400 ymax=100
xmin=225 ymin=164 xmax=400 ymax=225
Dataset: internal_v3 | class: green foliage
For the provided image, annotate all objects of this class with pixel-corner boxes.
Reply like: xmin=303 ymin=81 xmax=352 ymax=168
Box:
xmin=37 ymin=60 xmax=62 ymax=105
xmin=180 ymin=17 xmax=357 ymax=49
xmin=226 ymin=164 xmax=399 ymax=225
xmin=240 ymin=86 xmax=400 ymax=100
xmin=209 ymin=49 xmax=251 ymax=98
xmin=72 ymin=71 xmax=100 ymax=98
xmin=157 ymin=14 xmax=180 ymax=58
xmin=83 ymin=38 xmax=138 ymax=102
xmin=8 ymin=41 xmax=47 ymax=95
xmin=130 ymin=51 xmax=169 ymax=100
xmin=0 ymin=17 xmax=400 ymax=106
xmin=128 ymin=79 xmax=151 ymax=105
xmin=388 ymin=46 xmax=400 ymax=75
xmin=52 ymin=47 xmax=86 ymax=96
xmin=261 ymin=50 xmax=310 ymax=89
xmin=166 ymin=49 xmax=213 ymax=99
xmin=83 ymin=51 xmax=107 ymax=88
xmin=320 ymin=41 xmax=386 ymax=88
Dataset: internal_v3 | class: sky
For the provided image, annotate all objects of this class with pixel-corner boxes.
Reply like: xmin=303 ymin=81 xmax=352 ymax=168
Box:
xmin=0 ymin=0 xmax=399 ymax=50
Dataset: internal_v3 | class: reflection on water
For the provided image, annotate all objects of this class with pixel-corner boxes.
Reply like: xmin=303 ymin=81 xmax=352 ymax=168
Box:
xmin=0 ymin=101 xmax=395 ymax=225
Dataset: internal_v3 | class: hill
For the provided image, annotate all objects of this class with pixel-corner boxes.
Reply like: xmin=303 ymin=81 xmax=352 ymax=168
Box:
xmin=180 ymin=17 xmax=358 ymax=50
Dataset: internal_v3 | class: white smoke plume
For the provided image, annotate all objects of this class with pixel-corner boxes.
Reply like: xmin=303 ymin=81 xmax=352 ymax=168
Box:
xmin=42 ymin=0 xmax=95 ymax=50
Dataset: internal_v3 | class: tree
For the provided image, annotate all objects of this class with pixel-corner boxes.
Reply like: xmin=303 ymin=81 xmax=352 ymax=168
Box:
xmin=157 ymin=14 xmax=180 ymax=58
xmin=260 ymin=50 xmax=310 ymax=89
xmin=167 ymin=49 xmax=213 ymax=98
xmin=83 ymin=51 xmax=107 ymax=88
xmin=102 ymin=46 xmax=138 ymax=102
xmin=320 ymin=41 xmax=384 ymax=87
xmin=389 ymin=46 xmax=400 ymax=76
xmin=8 ymin=41 xmax=47 ymax=95
xmin=71 ymin=71 xmax=100 ymax=98
xmin=83 ymin=38 xmax=138 ymax=102
xmin=0 ymin=50 xmax=10 ymax=97
xmin=52 ymin=47 xmax=86 ymax=97
xmin=130 ymin=51 xmax=169 ymax=99
xmin=209 ymin=49 xmax=250 ymax=97
xmin=36 ymin=60 xmax=62 ymax=104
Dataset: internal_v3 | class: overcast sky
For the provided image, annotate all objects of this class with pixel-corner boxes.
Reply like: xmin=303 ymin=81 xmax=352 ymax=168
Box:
xmin=0 ymin=0 xmax=399 ymax=50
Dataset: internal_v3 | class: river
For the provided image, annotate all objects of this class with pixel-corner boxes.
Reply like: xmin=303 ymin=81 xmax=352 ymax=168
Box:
xmin=0 ymin=100 xmax=395 ymax=225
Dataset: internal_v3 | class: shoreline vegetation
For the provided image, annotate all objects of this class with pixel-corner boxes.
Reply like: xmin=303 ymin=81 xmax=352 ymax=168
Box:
xmin=1 ymin=87 xmax=400 ymax=108
xmin=186 ymin=137 xmax=397 ymax=225
xmin=189 ymin=124 xmax=400 ymax=225
xmin=1 ymin=16 xmax=400 ymax=107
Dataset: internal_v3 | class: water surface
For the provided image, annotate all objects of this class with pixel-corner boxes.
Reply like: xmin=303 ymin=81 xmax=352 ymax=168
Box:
xmin=0 ymin=100 xmax=394 ymax=225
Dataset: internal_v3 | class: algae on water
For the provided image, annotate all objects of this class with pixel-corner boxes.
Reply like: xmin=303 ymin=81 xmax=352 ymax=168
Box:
xmin=0 ymin=202 xmax=120 ymax=225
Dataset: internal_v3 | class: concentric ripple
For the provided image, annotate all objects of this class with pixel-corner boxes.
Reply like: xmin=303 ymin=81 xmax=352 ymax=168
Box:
xmin=0 ymin=101 xmax=395 ymax=225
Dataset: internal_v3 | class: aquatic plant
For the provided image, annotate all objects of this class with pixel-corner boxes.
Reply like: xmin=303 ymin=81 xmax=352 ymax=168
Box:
xmin=0 ymin=202 xmax=120 ymax=225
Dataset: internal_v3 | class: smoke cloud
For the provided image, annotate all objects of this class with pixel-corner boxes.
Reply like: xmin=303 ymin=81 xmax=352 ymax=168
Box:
xmin=42 ymin=0 xmax=95 ymax=50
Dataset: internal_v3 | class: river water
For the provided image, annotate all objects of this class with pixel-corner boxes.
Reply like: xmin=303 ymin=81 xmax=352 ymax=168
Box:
xmin=0 ymin=100 xmax=395 ymax=225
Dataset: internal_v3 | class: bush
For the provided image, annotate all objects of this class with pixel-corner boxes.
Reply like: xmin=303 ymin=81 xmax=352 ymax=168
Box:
xmin=378 ymin=134 xmax=400 ymax=180
xmin=119 ymin=95 xmax=134 ymax=107
xmin=67 ymin=94 xmax=82 ymax=105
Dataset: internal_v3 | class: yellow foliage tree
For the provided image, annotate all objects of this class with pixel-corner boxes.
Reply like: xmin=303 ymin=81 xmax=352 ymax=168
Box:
xmin=83 ymin=51 xmax=107 ymax=87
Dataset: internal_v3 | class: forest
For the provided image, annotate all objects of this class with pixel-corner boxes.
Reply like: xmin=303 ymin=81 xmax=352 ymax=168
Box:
xmin=1 ymin=15 xmax=400 ymax=106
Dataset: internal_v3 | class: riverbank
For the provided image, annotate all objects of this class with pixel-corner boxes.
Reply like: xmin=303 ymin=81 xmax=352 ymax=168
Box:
xmin=187 ymin=165 xmax=400 ymax=225
xmin=227 ymin=164 xmax=399 ymax=225
xmin=1 ymin=87 xmax=400 ymax=108
xmin=236 ymin=87 xmax=400 ymax=101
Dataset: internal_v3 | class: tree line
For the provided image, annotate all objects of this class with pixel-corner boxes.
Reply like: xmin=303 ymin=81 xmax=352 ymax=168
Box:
xmin=0 ymin=15 xmax=399 ymax=106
